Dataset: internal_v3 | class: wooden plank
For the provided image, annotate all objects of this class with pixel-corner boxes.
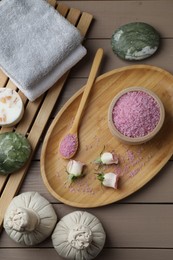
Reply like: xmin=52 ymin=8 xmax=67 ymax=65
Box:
xmin=0 ymin=4 xmax=93 ymax=230
xmin=56 ymin=3 xmax=69 ymax=16
xmin=67 ymin=8 xmax=81 ymax=25
xmin=77 ymin=11 xmax=93 ymax=37
xmin=61 ymin=1 xmax=173 ymax=38
xmin=70 ymin=38 xmax=173 ymax=78
xmin=1 ymin=248 xmax=173 ymax=260
xmin=97 ymin=249 xmax=173 ymax=260
xmin=47 ymin=0 xmax=57 ymax=8
xmin=1 ymin=204 xmax=173 ymax=248
xmin=0 ymin=70 xmax=8 ymax=87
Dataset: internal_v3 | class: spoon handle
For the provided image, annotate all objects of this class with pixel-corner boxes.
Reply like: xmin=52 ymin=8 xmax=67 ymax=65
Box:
xmin=71 ymin=48 xmax=104 ymax=133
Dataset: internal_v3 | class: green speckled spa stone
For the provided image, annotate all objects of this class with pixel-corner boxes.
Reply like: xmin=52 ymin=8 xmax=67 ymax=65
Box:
xmin=0 ymin=132 xmax=31 ymax=175
xmin=111 ymin=22 xmax=160 ymax=60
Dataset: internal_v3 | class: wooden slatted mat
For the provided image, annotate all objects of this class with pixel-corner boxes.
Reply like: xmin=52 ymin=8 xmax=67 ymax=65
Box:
xmin=0 ymin=0 xmax=93 ymax=230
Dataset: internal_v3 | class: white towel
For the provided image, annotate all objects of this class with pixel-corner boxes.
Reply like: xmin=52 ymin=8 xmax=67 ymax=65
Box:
xmin=0 ymin=0 xmax=86 ymax=101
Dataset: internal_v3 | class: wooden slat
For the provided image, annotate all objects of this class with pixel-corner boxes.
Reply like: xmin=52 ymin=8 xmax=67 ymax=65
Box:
xmin=67 ymin=8 xmax=81 ymax=25
xmin=62 ymin=1 xmax=173 ymax=38
xmin=76 ymin=11 xmax=93 ymax=37
xmin=0 ymin=3 xmax=93 ymax=229
xmin=47 ymin=0 xmax=57 ymax=8
xmin=0 ymin=70 xmax=8 ymax=87
xmin=69 ymin=38 xmax=173 ymax=78
xmin=56 ymin=3 xmax=69 ymax=16
xmin=1 ymin=248 xmax=173 ymax=260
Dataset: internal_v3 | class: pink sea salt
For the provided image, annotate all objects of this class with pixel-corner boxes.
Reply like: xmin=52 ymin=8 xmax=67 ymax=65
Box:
xmin=112 ymin=91 xmax=160 ymax=138
xmin=59 ymin=133 xmax=77 ymax=158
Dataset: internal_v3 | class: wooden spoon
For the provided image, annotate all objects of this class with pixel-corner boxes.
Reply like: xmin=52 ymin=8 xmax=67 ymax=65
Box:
xmin=59 ymin=48 xmax=104 ymax=159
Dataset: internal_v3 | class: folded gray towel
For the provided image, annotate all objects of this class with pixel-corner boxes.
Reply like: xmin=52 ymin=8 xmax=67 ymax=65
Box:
xmin=15 ymin=45 xmax=86 ymax=101
xmin=0 ymin=0 xmax=83 ymax=90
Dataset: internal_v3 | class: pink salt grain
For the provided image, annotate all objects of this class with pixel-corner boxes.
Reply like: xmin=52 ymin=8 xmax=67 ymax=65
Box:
xmin=112 ymin=91 xmax=160 ymax=138
xmin=59 ymin=133 xmax=77 ymax=158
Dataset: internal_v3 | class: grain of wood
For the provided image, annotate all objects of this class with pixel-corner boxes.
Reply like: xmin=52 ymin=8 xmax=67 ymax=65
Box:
xmin=67 ymin=8 xmax=81 ymax=25
xmin=69 ymin=38 xmax=173 ymax=78
xmin=47 ymin=0 xmax=57 ymax=8
xmin=0 ymin=70 xmax=8 ymax=87
xmin=61 ymin=1 xmax=173 ymax=38
xmin=56 ymin=2 xmax=69 ymax=16
xmin=1 ymin=248 xmax=173 ymax=260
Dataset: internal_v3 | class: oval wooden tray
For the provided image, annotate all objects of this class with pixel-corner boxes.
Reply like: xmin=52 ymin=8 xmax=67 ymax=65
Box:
xmin=41 ymin=65 xmax=173 ymax=208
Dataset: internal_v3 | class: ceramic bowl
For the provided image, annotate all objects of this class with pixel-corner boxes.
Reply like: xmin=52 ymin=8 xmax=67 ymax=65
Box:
xmin=108 ymin=87 xmax=165 ymax=145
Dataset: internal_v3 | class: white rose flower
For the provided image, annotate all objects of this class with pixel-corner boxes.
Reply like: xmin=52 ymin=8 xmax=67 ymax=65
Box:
xmin=66 ymin=160 xmax=85 ymax=180
xmin=100 ymin=152 xmax=118 ymax=165
xmin=97 ymin=172 xmax=119 ymax=189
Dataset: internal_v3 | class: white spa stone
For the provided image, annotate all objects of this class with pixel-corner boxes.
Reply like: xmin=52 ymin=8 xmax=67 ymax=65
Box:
xmin=0 ymin=88 xmax=24 ymax=127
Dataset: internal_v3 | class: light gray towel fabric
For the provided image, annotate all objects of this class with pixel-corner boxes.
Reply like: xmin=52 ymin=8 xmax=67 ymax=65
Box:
xmin=0 ymin=0 xmax=86 ymax=100
xmin=12 ymin=45 xmax=87 ymax=101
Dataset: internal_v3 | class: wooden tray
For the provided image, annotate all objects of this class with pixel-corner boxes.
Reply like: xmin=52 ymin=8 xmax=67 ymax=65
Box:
xmin=41 ymin=64 xmax=173 ymax=208
xmin=0 ymin=0 xmax=93 ymax=230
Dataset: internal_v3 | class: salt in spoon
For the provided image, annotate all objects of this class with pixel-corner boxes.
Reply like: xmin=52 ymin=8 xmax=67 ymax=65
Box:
xmin=59 ymin=48 xmax=103 ymax=159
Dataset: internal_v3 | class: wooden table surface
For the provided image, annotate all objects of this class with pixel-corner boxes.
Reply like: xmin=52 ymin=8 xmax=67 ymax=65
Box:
xmin=1 ymin=1 xmax=173 ymax=259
